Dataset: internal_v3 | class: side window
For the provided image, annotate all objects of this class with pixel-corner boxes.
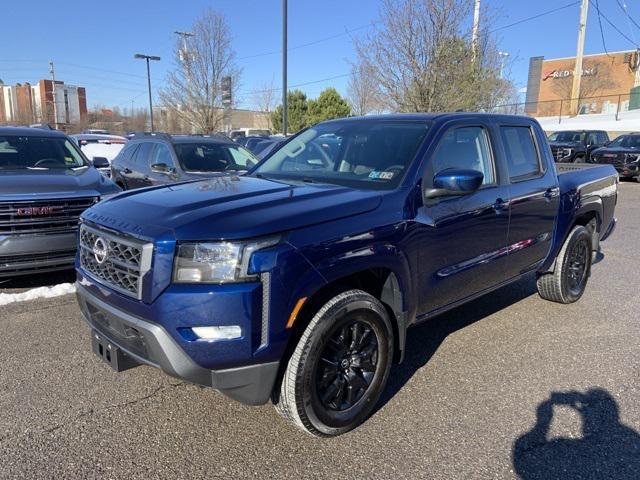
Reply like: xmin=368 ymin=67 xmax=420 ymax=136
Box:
xmin=586 ymin=132 xmax=598 ymax=145
xmin=430 ymin=126 xmax=494 ymax=185
xmin=132 ymin=142 xmax=153 ymax=166
xmin=150 ymin=143 xmax=175 ymax=168
xmin=117 ymin=142 xmax=138 ymax=162
xmin=598 ymin=132 xmax=609 ymax=145
xmin=500 ymin=126 xmax=541 ymax=180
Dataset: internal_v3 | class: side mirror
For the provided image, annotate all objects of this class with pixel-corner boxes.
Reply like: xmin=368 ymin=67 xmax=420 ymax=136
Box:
xmin=92 ymin=157 xmax=110 ymax=169
xmin=151 ymin=162 xmax=171 ymax=173
xmin=424 ymin=168 xmax=484 ymax=200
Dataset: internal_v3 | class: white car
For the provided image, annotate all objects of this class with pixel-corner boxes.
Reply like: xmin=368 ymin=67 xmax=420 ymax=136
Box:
xmin=71 ymin=134 xmax=127 ymax=178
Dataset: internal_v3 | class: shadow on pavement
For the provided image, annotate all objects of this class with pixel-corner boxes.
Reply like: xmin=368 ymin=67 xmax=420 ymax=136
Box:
xmin=513 ymin=388 xmax=640 ymax=480
xmin=0 ymin=269 xmax=75 ymax=291
xmin=377 ymin=273 xmax=537 ymax=409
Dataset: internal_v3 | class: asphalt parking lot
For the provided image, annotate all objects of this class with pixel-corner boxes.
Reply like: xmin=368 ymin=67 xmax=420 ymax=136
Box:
xmin=1 ymin=182 xmax=638 ymax=479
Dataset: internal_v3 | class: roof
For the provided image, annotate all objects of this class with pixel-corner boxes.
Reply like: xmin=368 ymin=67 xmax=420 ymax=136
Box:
xmin=128 ymin=132 xmax=233 ymax=144
xmin=71 ymin=133 xmax=127 ymax=141
xmin=0 ymin=126 xmax=67 ymax=138
xmin=320 ymin=112 xmax=536 ymax=124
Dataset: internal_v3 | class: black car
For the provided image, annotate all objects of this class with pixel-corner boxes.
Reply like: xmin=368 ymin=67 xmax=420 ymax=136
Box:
xmin=547 ymin=130 xmax=609 ymax=163
xmin=591 ymin=133 xmax=640 ymax=181
xmin=0 ymin=127 xmax=120 ymax=277
xmin=111 ymin=133 xmax=258 ymax=190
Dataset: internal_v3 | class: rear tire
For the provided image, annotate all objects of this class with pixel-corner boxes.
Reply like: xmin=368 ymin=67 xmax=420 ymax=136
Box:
xmin=537 ymin=225 xmax=593 ymax=304
xmin=274 ymin=289 xmax=394 ymax=437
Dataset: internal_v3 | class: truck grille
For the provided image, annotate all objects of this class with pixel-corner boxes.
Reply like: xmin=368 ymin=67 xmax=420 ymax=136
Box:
xmin=79 ymin=223 xmax=153 ymax=299
xmin=0 ymin=197 xmax=98 ymax=235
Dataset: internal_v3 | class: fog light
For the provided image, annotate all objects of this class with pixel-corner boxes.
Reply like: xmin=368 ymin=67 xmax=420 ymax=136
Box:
xmin=191 ymin=325 xmax=242 ymax=341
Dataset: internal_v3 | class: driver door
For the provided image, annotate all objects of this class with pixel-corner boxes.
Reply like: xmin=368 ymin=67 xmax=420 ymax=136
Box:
xmin=413 ymin=123 xmax=512 ymax=315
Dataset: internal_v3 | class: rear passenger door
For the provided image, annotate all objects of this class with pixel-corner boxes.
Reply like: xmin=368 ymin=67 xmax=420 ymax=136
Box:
xmin=500 ymin=124 xmax=560 ymax=278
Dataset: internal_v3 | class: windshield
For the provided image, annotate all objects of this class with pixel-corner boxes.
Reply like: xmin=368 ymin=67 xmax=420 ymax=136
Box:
xmin=609 ymin=135 xmax=640 ymax=148
xmin=548 ymin=131 xmax=584 ymax=142
xmin=252 ymin=120 xmax=430 ymax=190
xmin=174 ymin=142 xmax=258 ymax=172
xmin=0 ymin=135 xmax=87 ymax=170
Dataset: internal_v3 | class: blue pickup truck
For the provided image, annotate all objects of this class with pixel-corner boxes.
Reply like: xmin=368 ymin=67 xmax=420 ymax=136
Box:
xmin=75 ymin=113 xmax=617 ymax=437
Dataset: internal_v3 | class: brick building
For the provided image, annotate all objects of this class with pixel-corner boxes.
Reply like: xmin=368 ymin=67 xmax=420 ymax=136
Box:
xmin=0 ymin=79 xmax=87 ymax=126
xmin=525 ymin=50 xmax=640 ymax=117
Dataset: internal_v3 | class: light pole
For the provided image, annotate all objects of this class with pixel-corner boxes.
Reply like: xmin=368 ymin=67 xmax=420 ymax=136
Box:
xmin=498 ymin=51 xmax=509 ymax=79
xmin=134 ymin=53 xmax=161 ymax=131
xmin=282 ymin=0 xmax=288 ymax=135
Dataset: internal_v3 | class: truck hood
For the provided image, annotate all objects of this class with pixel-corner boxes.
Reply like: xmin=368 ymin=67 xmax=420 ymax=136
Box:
xmin=83 ymin=175 xmax=383 ymax=240
xmin=0 ymin=167 xmax=117 ymax=201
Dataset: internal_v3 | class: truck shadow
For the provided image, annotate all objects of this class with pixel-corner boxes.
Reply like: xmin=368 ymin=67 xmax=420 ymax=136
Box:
xmin=378 ymin=273 xmax=537 ymax=409
xmin=512 ymin=388 xmax=640 ymax=480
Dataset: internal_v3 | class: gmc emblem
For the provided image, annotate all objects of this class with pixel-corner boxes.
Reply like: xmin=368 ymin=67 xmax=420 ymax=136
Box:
xmin=16 ymin=206 xmax=64 ymax=216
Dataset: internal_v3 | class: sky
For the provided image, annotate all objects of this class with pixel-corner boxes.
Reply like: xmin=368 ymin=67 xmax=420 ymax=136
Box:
xmin=1 ymin=0 xmax=639 ymax=112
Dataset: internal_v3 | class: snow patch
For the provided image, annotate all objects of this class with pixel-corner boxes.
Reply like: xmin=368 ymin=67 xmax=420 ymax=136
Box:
xmin=0 ymin=283 xmax=77 ymax=306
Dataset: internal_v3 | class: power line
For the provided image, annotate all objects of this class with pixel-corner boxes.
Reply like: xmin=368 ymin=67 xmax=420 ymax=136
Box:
xmin=239 ymin=73 xmax=350 ymax=96
xmin=489 ymin=1 xmax=581 ymax=34
xmin=588 ymin=0 xmax=639 ymax=47
xmin=237 ymin=22 xmax=377 ymax=61
xmin=615 ymin=0 xmax=639 ymax=43
xmin=594 ymin=0 xmax=612 ymax=56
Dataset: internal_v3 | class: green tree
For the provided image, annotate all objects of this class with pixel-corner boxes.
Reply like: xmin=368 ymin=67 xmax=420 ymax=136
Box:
xmin=306 ymin=87 xmax=351 ymax=125
xmin=271 ymin=90 xmax=309 ymax=134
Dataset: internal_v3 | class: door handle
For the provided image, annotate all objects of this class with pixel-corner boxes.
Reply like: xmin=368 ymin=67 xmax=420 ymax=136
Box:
xmin=492 ymin=198 xmax=508 ymax=215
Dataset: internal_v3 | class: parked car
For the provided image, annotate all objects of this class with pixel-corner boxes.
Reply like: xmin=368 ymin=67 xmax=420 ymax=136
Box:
xmin=590 ymin=133 xmax=640 ymax=182
xmin=229 ymin=128 xmax=271 ymax=141
xmin=110 ymin=132 xmax=258 ymax=190
xmin=76 ymin=113 xmax=617 ymax=437
xmin=70 ymin=134 xmax=128 ymax=178
xmin=0 ymin=127 xmax=120 ymax=278
xmin=547 ymin=130 xmax=609 ymax=163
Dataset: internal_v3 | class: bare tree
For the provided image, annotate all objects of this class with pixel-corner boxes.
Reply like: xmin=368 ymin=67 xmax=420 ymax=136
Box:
xmin=251 ymin=78 xmax=278 ymax=130
xmin=354 ymin=0 xmax=513 ymax=113
xmin=159 ymin=9 xmax=241 ymax=133
xmin=347 ymin=59 xmax=383 ymax=116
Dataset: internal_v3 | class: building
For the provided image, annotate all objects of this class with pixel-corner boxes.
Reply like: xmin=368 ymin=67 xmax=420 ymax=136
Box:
xmin=525 ymin=49 xmax=640 ymax=117
xmin=0 ymin=79 xmax=87 ymax=127
xmin=154 ymin=106 xmax=271 ymax=134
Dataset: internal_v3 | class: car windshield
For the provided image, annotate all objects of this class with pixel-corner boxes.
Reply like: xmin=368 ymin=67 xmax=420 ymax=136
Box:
xmin=0 ymin=135 xmax=87 ymax=170
xmin=251 ymin=120 xmax=430 ymax=190
xmin=608 ymin=135 xmax=640 ymax=148
xmin=548 ymin=131 xmax=585 ymax=142
xmin=173 ymin=142 xmax=258 ymax=172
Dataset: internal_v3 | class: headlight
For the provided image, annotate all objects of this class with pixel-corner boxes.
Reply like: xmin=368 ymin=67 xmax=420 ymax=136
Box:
xmin=625 ymin=153 xmax=639 ymax=164
xmin=173 ymin=237 xmax=280 ymax=284
xmin=562 ymin=148 xmax=573 ymax=158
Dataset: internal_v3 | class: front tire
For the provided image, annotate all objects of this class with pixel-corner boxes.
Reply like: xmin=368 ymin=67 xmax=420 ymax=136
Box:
xmin=274 ymin=289 xmax=394 ymax=437
xmin=537 ymin=225 xmax=593 ymax=303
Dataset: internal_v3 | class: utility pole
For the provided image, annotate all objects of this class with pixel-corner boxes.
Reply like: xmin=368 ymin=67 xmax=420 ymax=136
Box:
xmin=282 ymin=0 xmax=288 ymax=135
xmin=472 ymin=0 xmax=481 ymax=62
xmin=49 ymin=61 xmax=58 ymax=129
xmin=570 ymin=0 xmax=589 ymax=115
xmin=174 ymin=31 xmax=195 ymax=63
xmin=134 ymin=53 xmax=161 ymax=131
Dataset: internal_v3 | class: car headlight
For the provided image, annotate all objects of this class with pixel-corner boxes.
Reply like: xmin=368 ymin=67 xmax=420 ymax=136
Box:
xmin=562 ymin=148 xmax=573 ymax=157
xmin=625 ymin=153 xmax=639 ymax=164
xmin=173 ymin=237 xmax=280 ymax=284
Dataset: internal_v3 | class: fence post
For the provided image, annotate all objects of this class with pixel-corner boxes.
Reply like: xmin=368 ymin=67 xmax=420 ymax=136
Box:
xmin=615 ymin=94 xmax=621 ymax=121
xmin=558 ymin=99 xmax=563 ymax=124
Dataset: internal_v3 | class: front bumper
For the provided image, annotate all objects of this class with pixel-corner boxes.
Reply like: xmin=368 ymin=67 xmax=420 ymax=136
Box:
xmin=76 ymin=283 xmax=279 ymax=405
xmin=0 ymin=231 xmax=77 ymax=277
